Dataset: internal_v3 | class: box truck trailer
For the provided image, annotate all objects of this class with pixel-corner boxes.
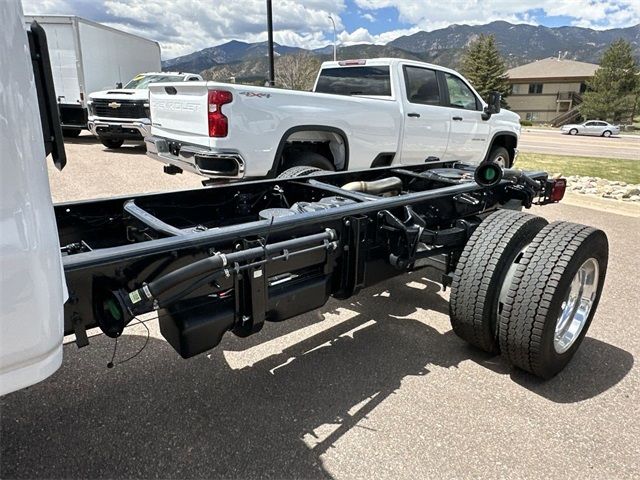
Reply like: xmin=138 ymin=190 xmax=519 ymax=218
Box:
xmin=23 ymin=14 xmax=161 ymax=136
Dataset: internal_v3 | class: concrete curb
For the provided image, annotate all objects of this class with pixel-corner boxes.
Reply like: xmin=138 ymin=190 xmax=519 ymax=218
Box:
xmin=562 ymin=192 xmax=640 ymax=218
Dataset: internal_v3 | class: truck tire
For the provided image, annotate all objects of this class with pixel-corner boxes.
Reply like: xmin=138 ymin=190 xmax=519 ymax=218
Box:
xmin=277 ymin=166 xmax=324 ymax=179
xmin=284 ymin=151 xmax=335 ymax=172
xmin=450 ymin=210 xmax=548 ymax=353
xmin=498 ymin=222 xmax=608 ymax=379
xmin=62 ymin=128 xmax=81 ymax=138
xmin=486 ymin=146 xmax=511 ymax=168
xmin=100 ymin=138 xmax=124 ymax=149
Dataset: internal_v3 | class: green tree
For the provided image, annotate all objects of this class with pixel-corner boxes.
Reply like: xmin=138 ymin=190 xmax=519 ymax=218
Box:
xmin=579 ymin=39 xmax=640 ymax=123
xmin=460 ymin=34 xmax=510 ymax=107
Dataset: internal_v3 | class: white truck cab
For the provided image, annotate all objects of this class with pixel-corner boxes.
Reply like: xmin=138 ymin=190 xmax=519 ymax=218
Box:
xmin=1 ymin=3 xmax=67 ymax=395
xmin=87 ymin=72 xmax=202 ymax=149
xmin=146 ymin=58 xmax=520 ymax=181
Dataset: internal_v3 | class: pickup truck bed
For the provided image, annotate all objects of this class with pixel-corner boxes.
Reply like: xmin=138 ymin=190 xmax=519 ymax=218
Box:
xmin=147 ymin=81 xmax=401 ymax=179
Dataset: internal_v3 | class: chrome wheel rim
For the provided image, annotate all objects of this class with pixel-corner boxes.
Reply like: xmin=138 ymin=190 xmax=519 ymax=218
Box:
xmin=554 ymin=258 xmax=599 ymax=354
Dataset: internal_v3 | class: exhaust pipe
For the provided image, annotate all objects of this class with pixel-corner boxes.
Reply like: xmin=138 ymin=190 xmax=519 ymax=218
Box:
xmin=341 ymin=176 xmax=402 ymax=195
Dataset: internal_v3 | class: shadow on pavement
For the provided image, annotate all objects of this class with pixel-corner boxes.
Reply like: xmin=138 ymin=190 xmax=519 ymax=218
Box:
xmin=62 ymin=133 xmax=98 ymax=145
xmin=100 ymin=143 xmax=147 ymax=155
xmin=63 ymin=133 xmax=147 ymax=155
xmin=0 ymin=275 xmax=632 ymax=479
xmin=509 ymin=337 xmax=634 ymax=403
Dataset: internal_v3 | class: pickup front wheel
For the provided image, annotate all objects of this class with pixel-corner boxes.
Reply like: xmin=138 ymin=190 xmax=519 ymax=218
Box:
xmin=100 ymin=138 xmax=124 ymax=149
xmin=486 ymin=146 xmax=511 ymax=168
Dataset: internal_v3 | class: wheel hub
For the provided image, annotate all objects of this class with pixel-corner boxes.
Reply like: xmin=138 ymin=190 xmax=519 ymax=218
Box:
xmin=554 ymin=258 xmax=599 ymax=354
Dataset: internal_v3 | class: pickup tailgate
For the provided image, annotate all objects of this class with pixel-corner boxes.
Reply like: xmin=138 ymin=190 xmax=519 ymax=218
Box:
xmin=149 ymin=82 xmax=210 ymax=144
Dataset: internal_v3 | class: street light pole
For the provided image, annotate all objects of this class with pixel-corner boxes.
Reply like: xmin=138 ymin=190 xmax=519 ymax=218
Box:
xmin=266 ymin=0 xmax=275 ymax=86
xmin=328 ymin=15 xmax=337 ymax=61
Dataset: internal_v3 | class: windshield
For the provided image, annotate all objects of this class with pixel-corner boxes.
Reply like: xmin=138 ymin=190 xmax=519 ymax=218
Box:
xmin=124 ymin=74 xmax=185 ymax=89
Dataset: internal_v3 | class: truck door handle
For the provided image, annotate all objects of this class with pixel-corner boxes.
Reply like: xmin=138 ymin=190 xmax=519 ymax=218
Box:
xmin=407 ymin=113 xmax=420 ymax=118
xmin=452 ymin=116 xmax=463 ymax=121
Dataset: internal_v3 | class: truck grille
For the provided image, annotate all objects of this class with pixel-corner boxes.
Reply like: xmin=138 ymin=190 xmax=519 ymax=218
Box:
xmin=93 ymin=99 xmax=146 ymax=119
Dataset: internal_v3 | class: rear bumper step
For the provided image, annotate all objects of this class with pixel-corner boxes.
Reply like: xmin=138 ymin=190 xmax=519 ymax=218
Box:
xmin=145 ymin=136 xmax=245 ymax=179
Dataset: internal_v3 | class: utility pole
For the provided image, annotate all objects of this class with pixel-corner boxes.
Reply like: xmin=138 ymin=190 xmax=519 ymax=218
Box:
xmin=266 ymin=0 xmax=275 ymax=86
xmin=328 ymin=15 xmax=337 ymax=61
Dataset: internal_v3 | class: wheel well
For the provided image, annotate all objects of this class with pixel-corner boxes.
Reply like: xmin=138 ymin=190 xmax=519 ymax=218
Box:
xmin=487 ymin=134 xmax=517 ymax=164
xmin=272 ymin=127 xmax=348 ymax=174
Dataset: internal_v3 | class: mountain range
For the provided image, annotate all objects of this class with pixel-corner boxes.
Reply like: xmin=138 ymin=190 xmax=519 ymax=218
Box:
xmin=162 ymin=21 xmax=640 ymax=82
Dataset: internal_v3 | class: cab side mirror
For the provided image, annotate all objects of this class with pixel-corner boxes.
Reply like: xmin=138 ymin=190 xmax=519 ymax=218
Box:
xmin=115 ymin=82 xmax=123 ymax=89
xmin=483 ymin=91 xmax=501 ymax=119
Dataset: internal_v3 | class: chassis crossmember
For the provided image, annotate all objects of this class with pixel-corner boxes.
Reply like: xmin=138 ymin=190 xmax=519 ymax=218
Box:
xmin=57 ymin=161 xmax=564 ymax=360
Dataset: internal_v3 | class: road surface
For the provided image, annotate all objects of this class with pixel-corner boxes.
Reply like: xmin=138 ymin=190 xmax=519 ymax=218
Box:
xmin=519 ymin=129 xmax=640 ymax=160
xmin=1 ymin=135 xmax=638 ymax=479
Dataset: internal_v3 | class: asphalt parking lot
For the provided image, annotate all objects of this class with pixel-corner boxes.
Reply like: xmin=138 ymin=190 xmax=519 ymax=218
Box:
xmin=1 ymin=134 xmax=639 ymax=479
xmin=519 ymin=129 xmax=640 ymax=160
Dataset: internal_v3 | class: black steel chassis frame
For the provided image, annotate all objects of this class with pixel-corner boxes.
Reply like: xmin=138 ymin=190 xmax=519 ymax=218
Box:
xmin=56 ymin=161 xmax=554 ymax=357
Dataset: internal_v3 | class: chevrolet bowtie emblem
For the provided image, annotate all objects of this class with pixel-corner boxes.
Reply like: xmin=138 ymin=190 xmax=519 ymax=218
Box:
xmin=108 ymin=102 xmax=121 ymax=108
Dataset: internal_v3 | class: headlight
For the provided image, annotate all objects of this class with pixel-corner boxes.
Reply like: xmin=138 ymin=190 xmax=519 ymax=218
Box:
xmin=144 ymin=102 xmax=150 ymax=118
xmin=87 ymin=100 xmax=94 ymax=116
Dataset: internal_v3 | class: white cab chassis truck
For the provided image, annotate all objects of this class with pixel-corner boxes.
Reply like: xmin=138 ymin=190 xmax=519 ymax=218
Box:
xmin=146 ymin=59 xmax=520 ymax=182
xmin=23 ymin=14 xmax=161 ymax=137
xmin=87 ymin=72 xmax=202 ymax=149
xmin=1 ymin=1 xmax=609 ymax=396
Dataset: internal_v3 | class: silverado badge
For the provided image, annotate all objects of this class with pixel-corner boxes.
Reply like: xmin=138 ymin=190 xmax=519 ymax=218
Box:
xmin=108 ymin=102 xmax=121 ymax=108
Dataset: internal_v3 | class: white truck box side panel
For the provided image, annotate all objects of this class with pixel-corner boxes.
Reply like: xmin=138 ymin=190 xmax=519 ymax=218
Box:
xmin=2 ymin=1 xmax=67 ymax=395
xmin=79 ymin=20 xmax=161 ymax=95
xmin=25 ymin=19 xmax=81 ymax=105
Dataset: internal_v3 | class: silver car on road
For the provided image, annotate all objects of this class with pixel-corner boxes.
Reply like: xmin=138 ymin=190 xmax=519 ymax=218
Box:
xmin=561 ymin=120 xmax=620 ymax=137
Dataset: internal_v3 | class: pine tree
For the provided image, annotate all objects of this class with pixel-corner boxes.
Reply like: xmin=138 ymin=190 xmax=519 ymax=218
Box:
xmin=460 ymin=34 xmax=510 ymax=107
xmin=579 ymin=39 xmax=640 ymax=123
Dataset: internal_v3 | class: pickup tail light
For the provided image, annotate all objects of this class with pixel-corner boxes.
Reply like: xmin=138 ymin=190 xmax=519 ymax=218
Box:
xmin=550 ymin=178 xmax=567 ymax=202
xmin=208 ymin=90 xmax=233 ymax=137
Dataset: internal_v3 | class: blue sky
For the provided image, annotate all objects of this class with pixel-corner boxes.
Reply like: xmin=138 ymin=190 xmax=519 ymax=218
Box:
xmin=22 ymin=0 xmax=640 ymax=59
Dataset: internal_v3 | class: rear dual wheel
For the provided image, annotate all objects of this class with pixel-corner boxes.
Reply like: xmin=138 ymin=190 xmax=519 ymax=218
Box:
xmin=450 ymin=210 xmax=608 ymax=378
xmin=498 ymin=222 xmax=608 ymax=378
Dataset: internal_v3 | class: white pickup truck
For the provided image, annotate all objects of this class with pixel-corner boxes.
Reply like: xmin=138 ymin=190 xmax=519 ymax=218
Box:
xmin=87 ymin=72 xmax=202 ymax=149
xmin=146 ymin=58 xmax=520 ymax=180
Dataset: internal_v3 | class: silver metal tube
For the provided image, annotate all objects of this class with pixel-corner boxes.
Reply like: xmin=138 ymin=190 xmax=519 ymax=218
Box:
xmin=341 ymin=177 xmax=402 ymax=195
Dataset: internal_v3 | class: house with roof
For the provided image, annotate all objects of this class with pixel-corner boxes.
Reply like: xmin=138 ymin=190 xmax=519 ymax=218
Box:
xmin=506 ymin=58 xmax=599 ymax=125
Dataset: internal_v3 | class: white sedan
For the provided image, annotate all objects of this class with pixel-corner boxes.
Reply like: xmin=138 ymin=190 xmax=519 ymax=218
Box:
xmin=561 ymin=120 xmax=620 ymax=137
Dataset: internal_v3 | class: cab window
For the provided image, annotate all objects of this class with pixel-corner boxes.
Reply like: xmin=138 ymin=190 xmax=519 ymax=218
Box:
xmin=404 ymin=66 xmax=441 ymax=105
xmin=444 ymin=73 xmax=479 ymax=110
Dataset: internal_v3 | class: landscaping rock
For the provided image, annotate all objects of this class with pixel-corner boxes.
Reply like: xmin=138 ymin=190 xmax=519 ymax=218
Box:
xmin=564 ymin=175 xmax=640 ymax=202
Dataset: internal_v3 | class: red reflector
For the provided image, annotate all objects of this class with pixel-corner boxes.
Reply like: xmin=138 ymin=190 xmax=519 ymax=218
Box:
xmin=550 ymin=178 xmax=567 ymax=202
xmin=208 ymin=90 xmax=232 ymax=137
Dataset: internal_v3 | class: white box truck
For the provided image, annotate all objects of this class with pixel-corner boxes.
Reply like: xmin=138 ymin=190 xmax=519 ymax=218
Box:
xmin=23 ymin=14 xmax=161 ymax=136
